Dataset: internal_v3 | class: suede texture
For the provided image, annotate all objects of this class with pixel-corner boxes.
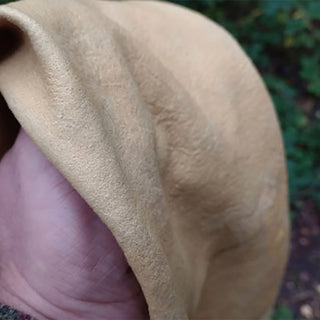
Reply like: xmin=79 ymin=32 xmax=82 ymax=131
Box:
xmin=0 ymin=0 xmax=289 ymax=319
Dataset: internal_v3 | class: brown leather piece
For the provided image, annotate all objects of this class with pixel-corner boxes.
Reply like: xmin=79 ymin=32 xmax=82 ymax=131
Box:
xmin=0 ymin=1 xmax=289 ymax=319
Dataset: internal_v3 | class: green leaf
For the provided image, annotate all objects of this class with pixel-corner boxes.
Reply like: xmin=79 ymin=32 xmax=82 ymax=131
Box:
xmin=0 ymin=0 xmax=16 ymax=4
xmin=306 ymin=1 xmax=320 ymax=19
xmin=261 ymin=0 xmax=295 ymax=16
xmin=272 ymin=305 xmax=294 ymax=320
xmin=300 ymin=55 xmax=320 ymax=97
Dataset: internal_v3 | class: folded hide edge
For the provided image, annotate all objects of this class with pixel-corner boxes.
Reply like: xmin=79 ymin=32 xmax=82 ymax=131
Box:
xmin=0 ymin=0 xmax=290 ymax=319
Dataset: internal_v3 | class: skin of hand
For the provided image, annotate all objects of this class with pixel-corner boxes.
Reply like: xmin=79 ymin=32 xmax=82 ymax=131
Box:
xmin=0 ymin=129 xmax=148 ymax=320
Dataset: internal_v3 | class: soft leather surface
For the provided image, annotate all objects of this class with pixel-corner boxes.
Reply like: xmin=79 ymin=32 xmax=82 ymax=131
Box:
xmin=0 ymin=0 xmax=289 ymax=319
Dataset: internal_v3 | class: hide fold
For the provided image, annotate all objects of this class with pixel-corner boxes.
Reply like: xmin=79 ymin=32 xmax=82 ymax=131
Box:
xmin=0 ymin=0 xmax=289 ymax=319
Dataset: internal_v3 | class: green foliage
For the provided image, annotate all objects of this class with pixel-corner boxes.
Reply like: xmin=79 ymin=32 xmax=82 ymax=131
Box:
xmin=272 ymin=305 xmax=294 ymax=320
xmin=301 ymin=54 xmax=320 ymax=97
xmin=0 ymin=0 xmax=16 ymax=4
xmin=169 ymin=0 xmax=320 ymax=210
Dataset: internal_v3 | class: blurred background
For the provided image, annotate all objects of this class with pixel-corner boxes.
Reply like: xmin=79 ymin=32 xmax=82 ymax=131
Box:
xmin=167 ymin=1 xmax=320 ymax=319
xmin=0 ymin=0 xmax=319 ymax=319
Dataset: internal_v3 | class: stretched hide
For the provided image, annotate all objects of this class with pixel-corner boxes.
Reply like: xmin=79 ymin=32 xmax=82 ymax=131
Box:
xmin=0 ymin=0 xmax=289 ymax=319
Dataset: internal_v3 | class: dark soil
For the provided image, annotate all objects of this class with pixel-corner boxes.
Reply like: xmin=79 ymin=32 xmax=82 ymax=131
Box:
xmin=277 ymin=199 xmax=320 ymax=319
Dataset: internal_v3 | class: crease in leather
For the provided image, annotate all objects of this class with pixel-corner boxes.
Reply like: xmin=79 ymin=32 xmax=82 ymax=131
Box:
xmin=0 ymin=1 xmax=289 ymax=319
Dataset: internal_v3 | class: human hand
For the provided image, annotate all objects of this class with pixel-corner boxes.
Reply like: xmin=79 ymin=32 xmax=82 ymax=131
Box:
xmin=0 ymin=129 xmax=148 ymax=320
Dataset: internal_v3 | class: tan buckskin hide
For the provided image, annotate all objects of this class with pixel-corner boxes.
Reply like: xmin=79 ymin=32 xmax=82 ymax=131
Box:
xmin=0 ymin=0 xmax=289 ymax=319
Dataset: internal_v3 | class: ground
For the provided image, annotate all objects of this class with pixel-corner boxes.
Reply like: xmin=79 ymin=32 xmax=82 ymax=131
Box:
xmin=277 ymin=199 xmax=320 ymax=320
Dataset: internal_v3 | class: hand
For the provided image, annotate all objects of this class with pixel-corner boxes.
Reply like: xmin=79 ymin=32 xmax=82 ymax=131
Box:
xmin=0 ymin=129 xmax=148 ymax=320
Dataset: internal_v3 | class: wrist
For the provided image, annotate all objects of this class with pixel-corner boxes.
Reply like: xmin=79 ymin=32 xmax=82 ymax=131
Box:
xmin=0 ymin=274 xmax=71 ymax=320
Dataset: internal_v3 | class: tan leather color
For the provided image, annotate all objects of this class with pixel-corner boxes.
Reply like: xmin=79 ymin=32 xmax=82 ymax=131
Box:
xmin=0 ymin=0 xmax=289 ymax=319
